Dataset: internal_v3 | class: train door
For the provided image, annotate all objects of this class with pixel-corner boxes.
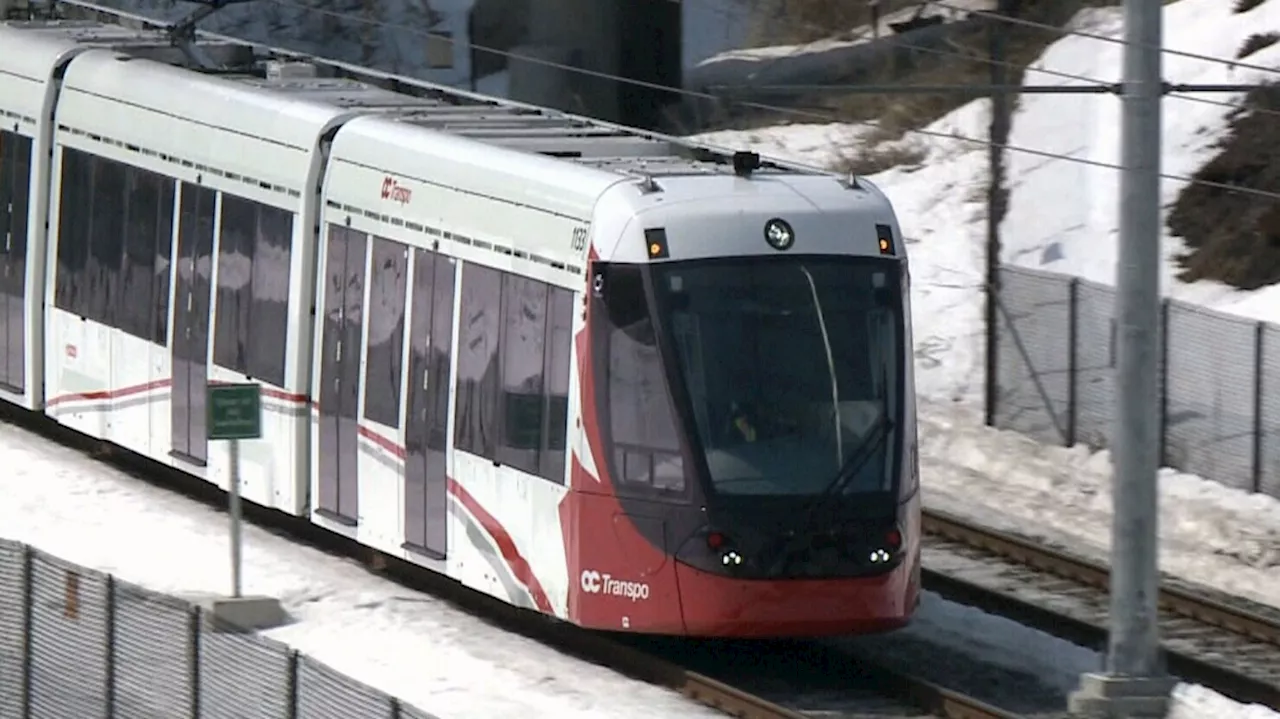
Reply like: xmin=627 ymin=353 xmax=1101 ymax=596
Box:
xmin=170 ymin=182 xmax=217 ymax=465
xmin=0 ymin=131 xmax=31 ymax=393
xmin=318 ymin=225 xmax=366 ymax=523
xmin=403 ymin=248 xmax=456 ymax=558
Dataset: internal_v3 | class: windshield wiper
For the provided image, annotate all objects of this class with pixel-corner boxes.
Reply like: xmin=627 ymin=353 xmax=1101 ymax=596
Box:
xmin=765 ymin=409 xmax=895 ymax=577
xmin=814 ymin=412 xmax=894 ymax=503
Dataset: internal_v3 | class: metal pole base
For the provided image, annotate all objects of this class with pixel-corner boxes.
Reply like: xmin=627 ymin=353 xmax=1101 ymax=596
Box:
xmin=1068 ymin=673 xmax=1176 ymax=718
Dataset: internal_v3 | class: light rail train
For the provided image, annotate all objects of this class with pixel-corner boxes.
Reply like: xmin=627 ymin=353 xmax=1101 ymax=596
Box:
xmin=0 ymin=15 xmax=921 ymax=637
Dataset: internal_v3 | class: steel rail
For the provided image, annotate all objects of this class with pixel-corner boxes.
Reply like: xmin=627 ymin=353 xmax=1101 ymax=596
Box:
xmin=921 ymin=508 xmax=1280 ymax=710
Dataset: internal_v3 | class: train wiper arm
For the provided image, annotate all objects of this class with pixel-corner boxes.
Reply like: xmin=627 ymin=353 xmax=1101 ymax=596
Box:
xmin=815 ymin=413 xmax=894 ymax=503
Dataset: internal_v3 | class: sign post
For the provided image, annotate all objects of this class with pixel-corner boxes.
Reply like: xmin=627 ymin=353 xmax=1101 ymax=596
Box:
xmin=207 ymin=383 xmax=262 ymax=599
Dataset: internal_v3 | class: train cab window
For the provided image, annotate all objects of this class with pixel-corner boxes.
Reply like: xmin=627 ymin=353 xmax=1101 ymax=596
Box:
xmin=363 ymin=237 xmax=408 ymax=428
xmin=593 ymin=265 xmax=686 ymax=493
xmin=118 ymin=166 xmax=175 ymax=344
xmin=454 ymin=262 xmax=503 ymax=458
xmin=213 ymin=194 xmax=293 ymax=387
xmin=497 ymin=273 xmax=548 ymax=475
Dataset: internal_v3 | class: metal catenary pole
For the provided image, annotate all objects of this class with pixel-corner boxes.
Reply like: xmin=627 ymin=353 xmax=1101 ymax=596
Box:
xmin=1109 ymin=0 xmax=1164 ymax=681
xmin=1069 ymin=1 xmax=1173 ymax=714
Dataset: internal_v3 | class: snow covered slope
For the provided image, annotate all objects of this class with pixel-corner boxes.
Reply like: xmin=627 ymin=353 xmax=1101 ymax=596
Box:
xmin=1000 ymin=0 xmax=1280 ymax=321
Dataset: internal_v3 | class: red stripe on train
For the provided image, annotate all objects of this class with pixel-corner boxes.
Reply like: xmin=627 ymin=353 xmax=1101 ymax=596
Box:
xmin=46 ymin=378 xmax=308 ymax=408
xmin=448 ymin=478 xmax=554 ymax=614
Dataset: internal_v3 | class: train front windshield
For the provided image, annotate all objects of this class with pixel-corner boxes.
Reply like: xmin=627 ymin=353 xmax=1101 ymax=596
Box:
xmin=592 ymin=256 xmax=903 ymax=502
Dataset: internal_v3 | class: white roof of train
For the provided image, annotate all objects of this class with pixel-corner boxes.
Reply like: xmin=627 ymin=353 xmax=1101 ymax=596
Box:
xmin=0 ymin=17 xmax=879 ymax=182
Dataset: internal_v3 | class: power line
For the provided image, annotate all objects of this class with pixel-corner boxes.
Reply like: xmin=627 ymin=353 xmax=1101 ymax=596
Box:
xmin=692 ymin=0 xmax=1280 ymax=118
xmin=278 ymin=0 xmax=1280 ymax=122
xmin=921 ymin=0 xmax=1280 ymax=78
xmin=260 ymin=0 xmax=1280 ymax=202
xmin=52 ymin=0 xmax=1280 ymax=203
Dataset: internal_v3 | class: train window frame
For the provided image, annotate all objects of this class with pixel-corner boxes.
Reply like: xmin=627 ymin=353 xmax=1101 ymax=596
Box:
xmin=496 ymin=272 xmax=549 ymax=476
xmin=86 ymin=155 xmax=126 ymax=329
xmin=362 ymin=236 xmax=409 ymax=429
xmin=590 ymin=263 xmax=690 ymax=498
xmin=539 ymin=286 xmax=574 ymax=484
xmin=212 ymin=193 xmax=293 ymax=387
xmin=1 ymin=130 xmax=32 ymax=300
xmin=453 ymin=261 xmax=503 ymax=459
xmin=116 ymin=165 xmax=175 ymax=345
xmin=453 ymin=260 xmax=574 ymax=485
xmin=55 ymin=147 xmax=92 ymax=319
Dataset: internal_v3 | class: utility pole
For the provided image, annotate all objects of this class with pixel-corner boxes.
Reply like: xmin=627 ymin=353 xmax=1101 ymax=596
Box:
xmin=1068 ymin=0 xmax=1173 ymax=714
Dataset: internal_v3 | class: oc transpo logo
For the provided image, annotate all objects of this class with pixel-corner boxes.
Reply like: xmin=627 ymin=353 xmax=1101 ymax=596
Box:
xmin=580 ymin=569 xmax=651 ymax=602
xmin=380 ymin=176 xmax=412 ymax=205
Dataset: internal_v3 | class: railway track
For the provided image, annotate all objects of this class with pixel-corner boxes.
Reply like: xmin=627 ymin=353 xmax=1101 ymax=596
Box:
xmin=921 ymin=508 xmax=1280 ymax=710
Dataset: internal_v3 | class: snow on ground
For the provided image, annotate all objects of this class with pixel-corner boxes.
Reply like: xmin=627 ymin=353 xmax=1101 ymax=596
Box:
xmin=3 ymin=415 xmax=1275 ymax=719
xmin=0 ymin=424 xmax=723 ymax=719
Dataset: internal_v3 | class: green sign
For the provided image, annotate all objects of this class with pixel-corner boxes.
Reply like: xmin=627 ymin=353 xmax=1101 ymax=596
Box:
xmin=207 ymin=383 xmax=263 ymax=440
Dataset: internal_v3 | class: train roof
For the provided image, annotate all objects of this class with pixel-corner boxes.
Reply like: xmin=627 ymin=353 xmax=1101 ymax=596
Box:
xmin=0 ymin=11 xmax=869 ymax=190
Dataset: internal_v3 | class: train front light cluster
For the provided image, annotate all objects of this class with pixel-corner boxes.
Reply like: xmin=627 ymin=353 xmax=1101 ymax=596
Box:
xmin=706 ymin=531 xmax=745 ymax=569
xmin=869 ymin=527 xmax=904 ymax=565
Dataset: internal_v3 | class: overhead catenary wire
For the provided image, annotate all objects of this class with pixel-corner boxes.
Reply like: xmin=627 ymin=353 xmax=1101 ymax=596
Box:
xmin=279 ymin=0 xmax=1280 ymax=123
xmin=50 ymin=0 xmax=1280 ymax=203
xmin=261 ymin=0 xmax=1280 ymax=203
xmin=691 ymin=0 xmax=1280 ymax=119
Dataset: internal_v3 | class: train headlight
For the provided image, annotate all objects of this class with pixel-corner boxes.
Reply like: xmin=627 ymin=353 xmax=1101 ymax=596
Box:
xmin=868 ymin=527 xmax=903 ymax=565
xmin=763 ymin=218 xmax=795 ymax=251
xmin=720 ymin=549 xmax=744 ymax=567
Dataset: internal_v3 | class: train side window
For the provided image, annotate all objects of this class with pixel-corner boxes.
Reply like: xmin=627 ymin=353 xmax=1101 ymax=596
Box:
xmin=117 ymin=166 xmax=174 ymax=344
xmin=152 ymin=179 xmax=176 ymax=345
xmin=0 ymin=131 xmax=12 ymax=250
xmin=454 ymin=262 xmax=503 ymax=459
xmin=497 ymin=273 xmax=548 ymax=475
xmin=539 ymin=286 xmax=574 ymax=484
xmin=247 ymin=204 xmax=292 ymax=386
xmin=214 ymin=194 xmax=255 ymax=375
xmin=4 ymin=133 xmax=32 ymax=301
xmin=87 ymin=155 xmax=126 ymax=329
xmin=54 ymin=147 xmax=91 ymax=317
xmin=213 ymin=194 xmax=292 ymax=386
xmin=363 ymin=236 xmax=408 ymax=428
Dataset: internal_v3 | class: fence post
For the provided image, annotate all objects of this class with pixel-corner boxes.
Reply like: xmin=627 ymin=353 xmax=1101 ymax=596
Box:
xmin=1067 ymin=277 xmax=1080 ymax=447
xmin=19 ymin=545 xmax=33 ymax=719
xmin=188 ymin=605 xmax=202 ymax=719
xmin=104 ymin=575 xmax=117 ymax=719
xmin=1253 ymin=322 xmax=1266 ymax=494
xmin=1158 ymin=299 xmax=1171 ymax=466
xmin=286 ymin=650 xmax=300 ymax=719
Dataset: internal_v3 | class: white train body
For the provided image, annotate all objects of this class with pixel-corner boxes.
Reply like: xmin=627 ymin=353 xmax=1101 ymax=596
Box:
xmin=0 ymin=18 xmax=921 ymax=637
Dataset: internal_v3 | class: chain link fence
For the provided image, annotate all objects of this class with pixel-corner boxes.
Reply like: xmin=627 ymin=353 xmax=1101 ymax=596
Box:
xmin=0 ymin=539 xmax=440 ymax=719
xmin=990 ymin=264 xmax=1280 ymax=500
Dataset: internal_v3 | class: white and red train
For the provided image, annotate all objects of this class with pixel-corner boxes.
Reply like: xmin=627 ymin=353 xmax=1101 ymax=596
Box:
xmin=0 ymin=16 xmax=921 ymax=637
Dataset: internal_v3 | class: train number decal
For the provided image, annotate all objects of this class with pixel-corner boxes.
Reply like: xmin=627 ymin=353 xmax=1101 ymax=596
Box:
xmin=570 ymin=226 xmax=588 ymax=252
